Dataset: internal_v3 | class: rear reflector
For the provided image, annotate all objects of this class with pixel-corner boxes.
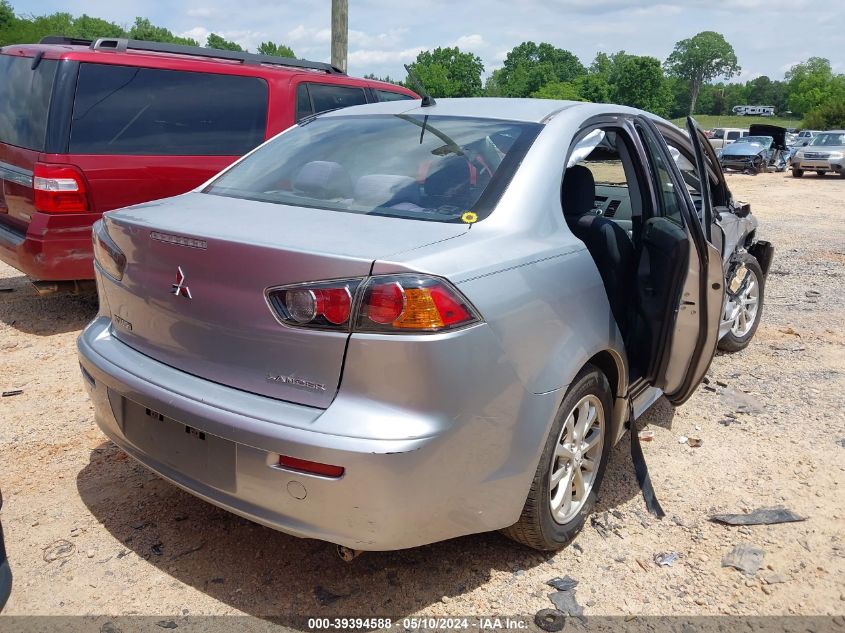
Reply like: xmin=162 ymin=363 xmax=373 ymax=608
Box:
xmin=33 ymin=163 xmax=90 ymax=213
xmin=278 ymin=455 xmax=345 ymax=478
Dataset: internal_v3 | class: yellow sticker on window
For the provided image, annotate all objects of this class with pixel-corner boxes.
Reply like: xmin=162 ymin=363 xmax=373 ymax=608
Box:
xmin=461 ymin=211 xmax=478 ymax=224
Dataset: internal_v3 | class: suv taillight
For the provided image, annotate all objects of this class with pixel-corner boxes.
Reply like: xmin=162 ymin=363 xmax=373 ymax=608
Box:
xmin=266 ymin=274 xmax=480 ymax=333
xmin=33 ymin=163 xmax=90 ymax=213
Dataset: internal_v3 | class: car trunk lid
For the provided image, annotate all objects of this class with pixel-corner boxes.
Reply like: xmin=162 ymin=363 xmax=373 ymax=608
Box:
xmin=100 ymin=192 xmax=468 ymax=408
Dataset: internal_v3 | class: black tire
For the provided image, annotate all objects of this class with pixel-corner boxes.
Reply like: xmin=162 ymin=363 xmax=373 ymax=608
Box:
xmin=816 ymin=171 xmax=826 ymax=177
xmin=501 ymin=365 xmax=613 ymax=550
xmin=792 ymin=167 xmax=804 ymax=178
xmin=718 ymin=254 xmax=765 ymax=353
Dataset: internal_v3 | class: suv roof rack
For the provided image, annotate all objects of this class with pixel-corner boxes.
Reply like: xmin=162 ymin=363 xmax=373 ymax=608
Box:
xmin=38 ymin=36 xmax=345 ymax=74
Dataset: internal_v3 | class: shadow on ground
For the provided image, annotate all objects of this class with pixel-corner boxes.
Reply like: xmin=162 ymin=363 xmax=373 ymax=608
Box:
xmin=0 ymin=275 xmax=97 ymax=336
xmin=77 ymin=411 xmax=652 ymax=621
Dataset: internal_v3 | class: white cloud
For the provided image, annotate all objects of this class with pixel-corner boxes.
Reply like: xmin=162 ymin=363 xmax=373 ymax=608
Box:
xmin=453 ymin=34 xmax=485 ymax=49
xmin=348 ymin=46 xmax=425 ymax=66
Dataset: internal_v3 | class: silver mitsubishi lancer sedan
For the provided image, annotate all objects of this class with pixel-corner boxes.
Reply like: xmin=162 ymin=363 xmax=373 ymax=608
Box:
xmin=78 ymin=98 xmax=771 ymax=552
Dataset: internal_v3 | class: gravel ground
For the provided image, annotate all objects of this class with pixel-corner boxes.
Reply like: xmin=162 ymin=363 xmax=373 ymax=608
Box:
xmin=0 ymin=171 xmax=843 ymax=620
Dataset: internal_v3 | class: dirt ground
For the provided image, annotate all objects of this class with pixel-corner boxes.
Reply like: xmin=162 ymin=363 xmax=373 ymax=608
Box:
xmin=0 ymin=171 xmax=843 ymax=622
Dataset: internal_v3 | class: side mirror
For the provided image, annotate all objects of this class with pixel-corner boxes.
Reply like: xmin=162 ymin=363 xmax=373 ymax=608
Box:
xmin=734 ymin=202 xmax=752 ymax=218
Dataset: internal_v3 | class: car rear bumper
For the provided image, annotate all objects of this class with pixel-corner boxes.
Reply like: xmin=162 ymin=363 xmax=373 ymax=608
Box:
xmin=77 ymin=315 xmax=561 ymax=550
xmin=0 ymin=212 xmax=97 ymax=280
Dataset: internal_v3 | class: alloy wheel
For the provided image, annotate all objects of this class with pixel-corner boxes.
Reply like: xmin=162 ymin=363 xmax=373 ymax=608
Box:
xmin=726 ymin=269 xmax=760 ymax=338
xmin=548 ymin=395 xmax=604 ymax=524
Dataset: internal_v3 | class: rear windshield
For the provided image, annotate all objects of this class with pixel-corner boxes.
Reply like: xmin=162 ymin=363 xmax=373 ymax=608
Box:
xmin=204 ymin=114 xmax=542 ymax=223
xmin=69 ymin=63 xmax=268 ymax=155
xmin=0 ymin=55 xmax=57 ymax=151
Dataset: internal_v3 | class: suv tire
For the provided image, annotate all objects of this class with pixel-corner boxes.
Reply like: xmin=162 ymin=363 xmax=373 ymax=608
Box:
xmin=718 ymin=254 xmax=765 ymax=352
xmin=502 ymin=365 xmax=613 ymax=550
xmin=791 ymin=167 xmax=804 ymax=178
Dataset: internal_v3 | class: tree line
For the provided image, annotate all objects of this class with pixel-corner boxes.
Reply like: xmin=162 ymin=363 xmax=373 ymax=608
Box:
xmin=0 ymin=2 xmax=295 ymax=59
xmin=1 ymin=2 xmax=843 ymax=128
xmin=399 ymin=33 xmax=844 ymax=128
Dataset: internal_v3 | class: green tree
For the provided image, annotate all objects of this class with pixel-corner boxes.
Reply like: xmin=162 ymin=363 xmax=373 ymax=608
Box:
xmin=0 ymin=1 xmax=14 ymax=30
xmin=257 ymin=41 xmax=295 ymax=58
xmin=364 ymin=73 xmax=402 ymax=85
xmin=609 ymin=53 xmax=672 ymax=116
xmin=664 ymin=31 xmax=740 ymax=114
xmin=531 ymin=81 xmax=584 ymax=101
xmin=785 ymin=57 xmax=843 ymax=116
xmin=745 ymin=76 xmax=786 ymax=113
xmin=803 ymin=98 xmax=845 ymax=129
xmin=128 ymin=17 xmax=198 ymax=46
xmin=405 ymin=47 xmax=484 ymax=97
xmin=206 ymin=32 xmax=243 ymax=52
xmin=483 ymin=68 xmax=505 ymax=96
xmin=70 ymin=14 xmax=125 ymax=38
xmin=497 ymin=41 xmax=585 ymax=97
xmin=576 ymin=74 xmax=611 ymax=103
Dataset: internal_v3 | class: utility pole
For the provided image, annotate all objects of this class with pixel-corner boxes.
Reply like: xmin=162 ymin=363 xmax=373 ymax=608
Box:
xmin=331 ymin=0 xmax=348 ymax=73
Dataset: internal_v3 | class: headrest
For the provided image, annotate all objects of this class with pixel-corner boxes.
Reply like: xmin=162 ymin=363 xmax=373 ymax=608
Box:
xmin=354 ymin=174 xmax=420 ymax=208
xmin=424 ymin=156 xmax=471 ymax=200
xmin=562 ymin=165 xmax=596 ymax=217
xmin=293 ymin=161 xmax=352 ymax=199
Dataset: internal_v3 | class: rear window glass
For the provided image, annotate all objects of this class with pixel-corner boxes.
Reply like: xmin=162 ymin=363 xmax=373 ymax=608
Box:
xmin=205 ymin=114 xmax=542 ymax=223
xmin=306 ymin=83 xmax=367 ymax=114
xmin=0 ymin=56 xmax=57 ymax=151
xmin=376 ymin=89 xmax=413 ymax=102
xmin=69 ymin=64 xmax=268 ymax=155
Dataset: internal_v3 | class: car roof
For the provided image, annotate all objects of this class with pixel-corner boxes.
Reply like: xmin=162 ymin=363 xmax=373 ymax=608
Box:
xmin=0 ymin=41 xmax=414 ymax=94
xmin=318 ymin=97 xmax=668 ymax=125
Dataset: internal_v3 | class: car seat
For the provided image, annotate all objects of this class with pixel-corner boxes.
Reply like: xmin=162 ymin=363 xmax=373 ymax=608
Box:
xmin=562 ymin=165 xmax=636 ymax=335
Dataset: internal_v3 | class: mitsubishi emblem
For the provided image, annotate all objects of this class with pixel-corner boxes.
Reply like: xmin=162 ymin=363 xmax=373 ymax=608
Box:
xmin=171 ymin=266 xmax=192 ymax=299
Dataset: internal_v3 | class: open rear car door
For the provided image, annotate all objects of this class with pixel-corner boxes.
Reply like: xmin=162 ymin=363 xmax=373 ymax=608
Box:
xmin=633 ymin=115 xmax=725 ymax=405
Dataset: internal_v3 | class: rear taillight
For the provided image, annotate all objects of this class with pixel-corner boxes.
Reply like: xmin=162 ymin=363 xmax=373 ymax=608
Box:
xmin=92 ymin=221 xmax=126 ymax=281
xmin=33 ymin=163 xmax=90 ymax=213
xmin=266 ymin=274 xmax=480 ymax=333
xmin=268 ymin=279 xmax=361 ymax=330
xmin=356 ymin=275 xmax=479 ymax=332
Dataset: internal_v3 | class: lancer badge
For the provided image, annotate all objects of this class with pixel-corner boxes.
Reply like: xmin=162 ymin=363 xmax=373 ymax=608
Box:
xmin=172 ymin=266 xmax=192 ymax=299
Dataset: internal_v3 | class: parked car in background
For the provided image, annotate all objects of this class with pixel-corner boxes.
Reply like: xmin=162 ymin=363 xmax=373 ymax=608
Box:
xmin=0 ymin=37 xmax=416 ymax=289
xmin=794 ymin=130 xmax=821 ymax=145
xmin=791 ymin=130 xmax=845 ymax=178
xmin=78 ymin=98 xmax=771 ymax=552
xmin=709 ymin=128 xmax=749 ymax=150
xmin=719 ymin=124 xmax=788 ymax=173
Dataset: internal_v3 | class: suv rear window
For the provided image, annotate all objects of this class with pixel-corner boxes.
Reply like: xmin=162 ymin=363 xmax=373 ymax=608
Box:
xmin=69 ymin=64 xmax=268 ymax=155
xmin=0 ymin=55 xmax=58 ymax=151
xmin=295 ymin=83 xmax=368 ymax=122
xmin=205 ymin=114 xmax=542 ymax=223
xmin=376 ymin=89 xmax=413 ymax=102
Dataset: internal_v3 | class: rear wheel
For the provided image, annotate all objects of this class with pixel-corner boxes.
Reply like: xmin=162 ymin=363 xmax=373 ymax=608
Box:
xmin=718 ymin=254 xmax=764 ymax=352
xmin=502 ymin=365 xmax=612 ymax=550
xmin=792 ymin=167 xmax=804 ymax=178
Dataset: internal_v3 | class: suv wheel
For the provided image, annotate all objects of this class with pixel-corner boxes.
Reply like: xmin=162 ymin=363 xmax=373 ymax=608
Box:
xmin=502 ymin=365 xmax=612 ymax=550
xmin=718 ymin=254 xmax=765 ymax=352
xmin=791 ymin=167 xmax=804 ymax=178
xmin=816 ymin=171 xmax=827 ymax=177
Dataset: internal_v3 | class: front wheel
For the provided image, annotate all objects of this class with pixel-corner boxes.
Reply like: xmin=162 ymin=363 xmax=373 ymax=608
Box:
xmin=502 ymin=365 xmax=613 ymax=550
xmin=718 ymin=254 xmax=765 ymax=352
xmin=792 ymin=168 xmax=804 ymax=178
xmin=816 ymin=171 xmax=827 ymax=177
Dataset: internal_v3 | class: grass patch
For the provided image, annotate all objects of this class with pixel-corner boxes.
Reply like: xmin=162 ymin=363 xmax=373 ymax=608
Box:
xmin=669 ymin=114 xmax=802 ymax=130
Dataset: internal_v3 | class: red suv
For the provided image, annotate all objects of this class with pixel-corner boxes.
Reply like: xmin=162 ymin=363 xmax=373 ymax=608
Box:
xmin=0 ymin=37 xmax=416 ymax=285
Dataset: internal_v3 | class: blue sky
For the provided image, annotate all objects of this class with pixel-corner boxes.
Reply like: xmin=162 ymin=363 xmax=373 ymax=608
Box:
xmin=12 ymin=0 xmax=845 ymax=81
